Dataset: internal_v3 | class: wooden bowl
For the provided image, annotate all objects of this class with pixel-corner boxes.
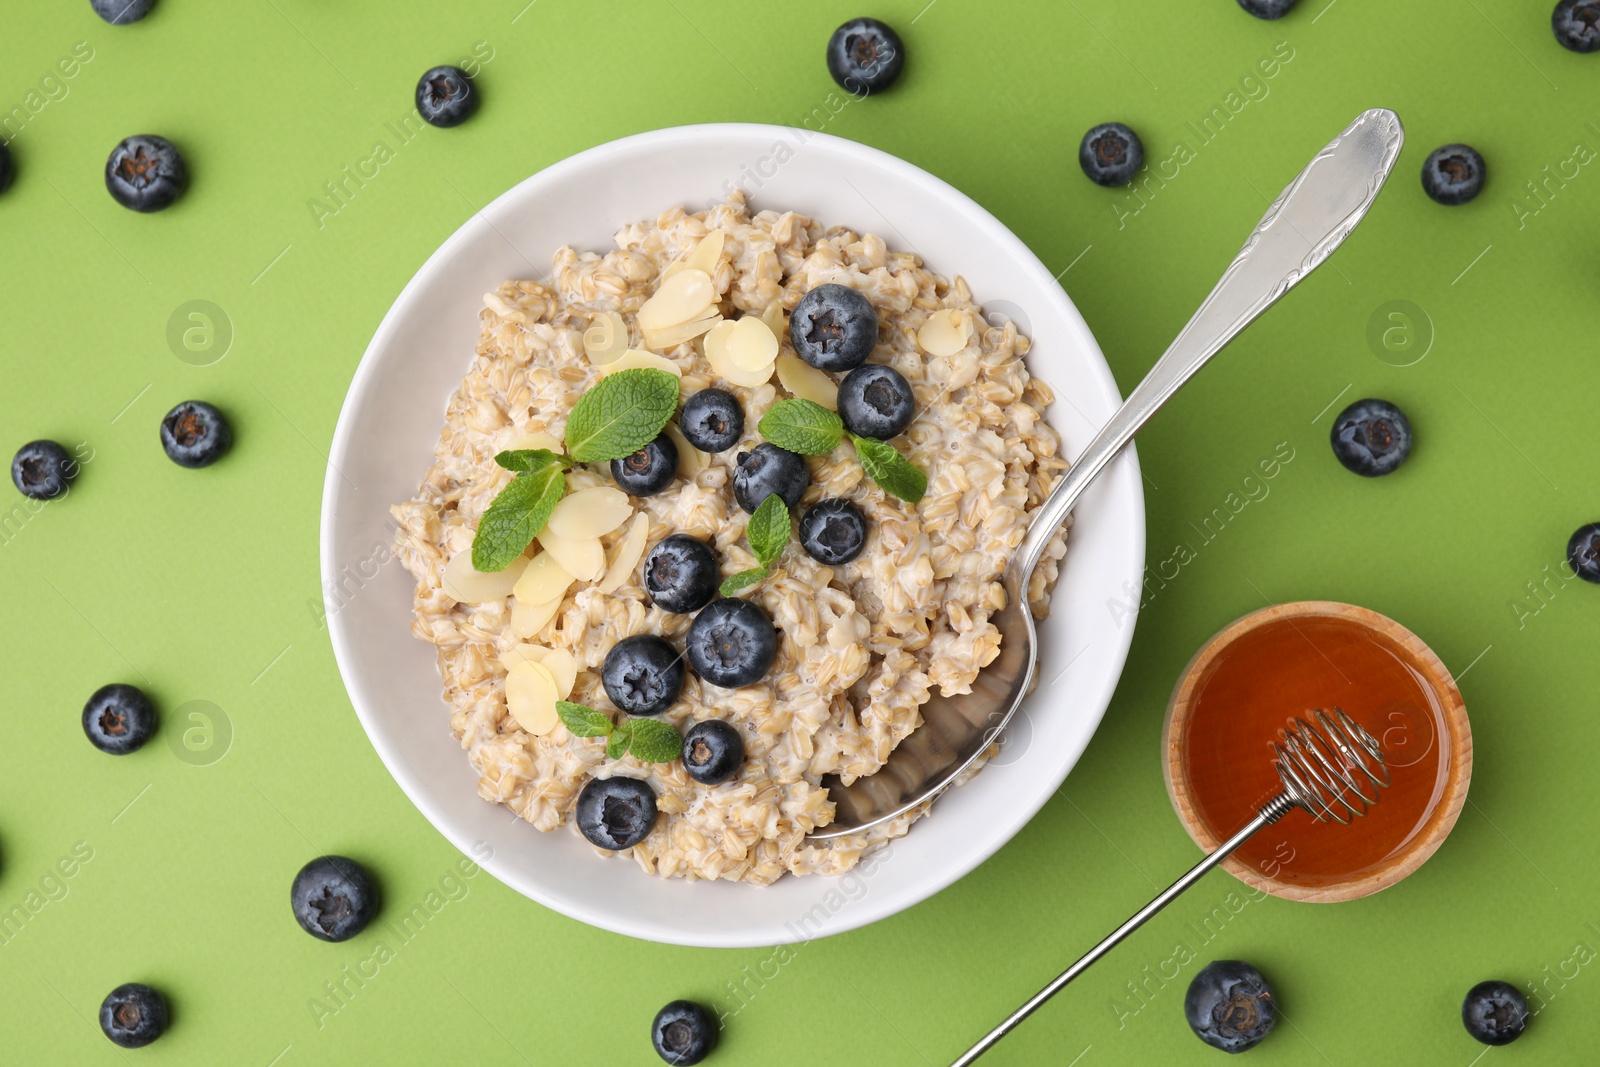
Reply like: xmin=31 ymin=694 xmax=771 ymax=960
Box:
xmin=1163 ymin=601 xmax=1472 ymax=903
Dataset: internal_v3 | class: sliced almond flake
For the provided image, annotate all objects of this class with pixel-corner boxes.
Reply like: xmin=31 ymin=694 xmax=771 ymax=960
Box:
xmin=506 ymin=660 xmax=561 ymax=735
xmin=442 ymin=551 xmax=529 ymax=604
xmin=760 ymin=299 xmax=786 ymax=343
xmin=582 ymin=310 xmax=629 ymax=366
xmin=498 ymin=643 xmax=548 ymax=672
xmin=640 ymin=312 xmax=722 ymax=352
xmin=537 ymin=527 xmax=607 ymax=582
xmin=704 ymin=319 xmax=776 ymax=388
xmin=510 ymin=595 xmax=561 ymax=639
xmin=663 ymin=229 xmax=726 ymax=283
xmin=917 ymin=308 xmax=974 ymax=357
xmin=726 ymin=315 xmax=779 ymax=372
xmin=504 ymin=430 xmax=563 ymax=454
xmin=512 ymin=551 xmax=575 ymax=606
xmin=546 ymin=486 xmax=632 ymax=541
xmin=598 ymin=349 xmax=684 ymax=378
xmin=637 ymin=269 xmax=715 ymax=331
xmin=662 ymin=422 xmax=708 ymax=479
xmin=598 ymin=513 xmax=650 ymax=594
xmin=536 ymin=647 xmax=579 ymax=699
xmin=776 ymin=354 xmax=839 ymax=411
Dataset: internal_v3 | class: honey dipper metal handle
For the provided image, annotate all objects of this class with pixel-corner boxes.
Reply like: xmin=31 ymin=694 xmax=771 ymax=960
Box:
xmin=951 ymin=710 xmax=1389 ymax=1066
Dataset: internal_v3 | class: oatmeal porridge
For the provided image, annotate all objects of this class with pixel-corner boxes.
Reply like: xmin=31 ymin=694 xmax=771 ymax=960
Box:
xmin=390 ymin=194 xmax=1069 ymax=885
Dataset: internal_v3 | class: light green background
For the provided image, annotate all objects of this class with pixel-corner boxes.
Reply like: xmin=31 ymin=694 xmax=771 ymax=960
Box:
xmin=2 ymin=0 xmax=1597 ymax=1063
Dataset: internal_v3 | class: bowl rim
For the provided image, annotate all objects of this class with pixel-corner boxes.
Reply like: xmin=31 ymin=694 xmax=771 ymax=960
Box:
xmin=320 ymin=122 xmax=1146 ymax=945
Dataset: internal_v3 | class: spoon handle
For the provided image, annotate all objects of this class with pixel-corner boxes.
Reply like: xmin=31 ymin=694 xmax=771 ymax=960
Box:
xmin=1012 ymin=108 xmax=1405 ymax=584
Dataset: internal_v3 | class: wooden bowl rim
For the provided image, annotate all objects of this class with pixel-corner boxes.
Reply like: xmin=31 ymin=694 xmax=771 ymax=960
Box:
xmin=1162 ymin=600 xmax=1473 ymax=904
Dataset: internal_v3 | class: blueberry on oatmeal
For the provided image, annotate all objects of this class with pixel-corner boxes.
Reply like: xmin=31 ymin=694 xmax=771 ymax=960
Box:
xmin=837 ymin=363 xmax=915 ymax=440
xmin=611 ymin=432 xmax=678 ymax=496
xmin=680 ymin=389 xmax=744 ymax=453
xmin=682 ymin=720 xmax=744 ymax=785
xmin=799 ymin=498 xmax=868 ymax=565
xmin=790 ymin=283 xmax=878 ymax=372
xmin=644 ymin=534 xmax=721 ymax=614
xmin=577 ymin=776 xmax=658 ymax=850
xmin=733 ymin=443 xmax=809 ymax=514
xmin=602 ymin=634 xmax=685 ymax=715
xmin=687 ymin=598 xmax=777 ymax=689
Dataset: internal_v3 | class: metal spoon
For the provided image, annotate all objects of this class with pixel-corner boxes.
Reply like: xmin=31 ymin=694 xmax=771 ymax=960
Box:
xmin=807 ymin=108 xmax=1405 ymax=842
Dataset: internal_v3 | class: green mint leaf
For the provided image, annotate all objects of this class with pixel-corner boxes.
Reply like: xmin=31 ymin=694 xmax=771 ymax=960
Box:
xmin=746 ymin=494 xmax=791 ymax=568
xmin=718 ymin=567 xmax=768 ymax=597
xmin=471 ymin=458 xmax=568 ymax=571
xmin=564 ymin=369 xmax=680 ymax=463
xmin=624 ymin=718 xmax=684 ymax=764
xmin=555 ymin=701 xmax=614 ymax=738
xmin=852 ymin=435 xmax=928 ymax=503
xmin=606 ymin=721 xmax=633 ymax=760
xmin=757 ymin=399 xmax=845 ymax=456
xmin=495 ymin=448 xmax=570 ymax=473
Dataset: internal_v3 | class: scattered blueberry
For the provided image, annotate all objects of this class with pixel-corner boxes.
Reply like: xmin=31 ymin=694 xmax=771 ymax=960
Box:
xmin=687 ymin=598 xmax=778 ymax=689
xmin=1236 ymin=0 xmax=1297 ymax=18
xmin=651 ymin=999 xmax=719 ymax=1065
xmin=799 ymin=498 xmax=868 ymax=565
xmin=160 ymin=400 xmax=232 ymax=468
xmin=98 ymin=983 xmax=168 ymax=1048
xmin=837 ymin=363 xmax=915 ymax=440
xmin=416 ymin=65 xmax=479 ymax=128
xmin=644 ymin=535 xmax=720 ymax=614
xmin=790 ymin=284 xmax=878 ymax=372
xmin=682 ymin=720 xmax=745 ymax=786
xmin=680 ymin=389 xmax=745 ymax=453
xmin=105 ymin=135 xmax=186 ymax=212
xmin=1569 ymin=522 xmax=1600 ymax=584
xmin=576 ymin=776 xmax=658 ymax=850
xmin=733 ymin=443 xmax=810 ymax=514
xmin=1553 ymin=0 xmax=1600 ymax=52
xmin=12 ymin=440 xmax=77 ymax=500
xmin=291 ymin=855 xmax=379 ymax=942
xmin=1330 ymin=398 xmax=1413 ymax=477
xmin=1421 ymin=144 xmax=1486 ymax=205
xmin=825 ymin=18 xmax=905 ymax=95
xmin=1462 ymin=980 xmax=1529 ymax=1046
xmin=602 ymin=634 xmax=685 ymax=716
xmin=611 ymin=433 xmax=678 ymax=496
xmin=1185 ymin=960 xmax=1277 ymax=1053
xmin=82 ymin=684 xmax=155 ymax=756
xmin=0 ymin=142 xmax=13 ymax=195
xmin=91 ymin=0 xmax=156 ymax=24
xmin=1079 ymin=122 xmax=1145 ymax=187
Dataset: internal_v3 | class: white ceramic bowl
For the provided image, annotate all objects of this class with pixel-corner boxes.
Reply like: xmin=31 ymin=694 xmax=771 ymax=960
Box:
xmin=321 ymin=123 xmax=1144 ymax=948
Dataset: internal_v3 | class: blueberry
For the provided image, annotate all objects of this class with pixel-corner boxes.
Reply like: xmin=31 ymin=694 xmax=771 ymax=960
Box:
xmin=291 ymin=855 xmax=379 ymax=942
xmin=1553 ymin=0 xmax=1600 ymax=52
xmin=825 ymin=18 xmax=905 ymax=95
xmin=1330 ymin=398 xmax=1412 ymax=477
xmin=0 ymin=142 xmax=13 ymax=195
xmin=651 ymin=999 xmax=719 ymax=1065
xmin=687 ymin=598 xmax=777 ymax=689
xmin=1569 ymin=522 xmax=1600 ymax=584
xmin=645 ymin=534 xmax=720 ymax=614
xmin=82 ymin=684 xmax=155 ymax=755
xmin=98 ymin=983 xmax=168 ymax=1048
xmin=12 ymin=440 xmax=77 ymax=500
xmin=602 ymin=634 xmax=685 ymax=716
xmin=1236 ymin=0 xmax=1297 ymax=18
xmin=576 ymin=776 xmax=658 ymax=850
xmin=1462 ymin=980 xmax=1529 ymax=1045
xmin=105 ymin=135 xmax=186 ymax=212
xmin=733 ymin=443 xmax=809 ymax=514
xmin=1079 ymin=122 xmax=1145 ymax=187
xmin=837 ymin=363 xmax=915 ymax=440
xmin=611 ymin=433 xmax=678 ymax=496
xmin=799 ymin=498 xmax=867 ymax=565
xmin=416 ymin=65 xmax=479 ymax=128
xmin=91 ymin=0 xmax=156 ymax=24
xmin=682 ymin=720 xmax=745 ymax=785
xmin=1421 ymin=144 xmax=1486 ymax=205
xmin=1185 ymin=960 xmax=1277 ymax=1053
xmin=680 ymin=389 xmax=745 ymax=453
xmin=160 ymin=400 xmax=232 ymax=468
xmin=790 ymin=283 xmax=878 ymax=372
